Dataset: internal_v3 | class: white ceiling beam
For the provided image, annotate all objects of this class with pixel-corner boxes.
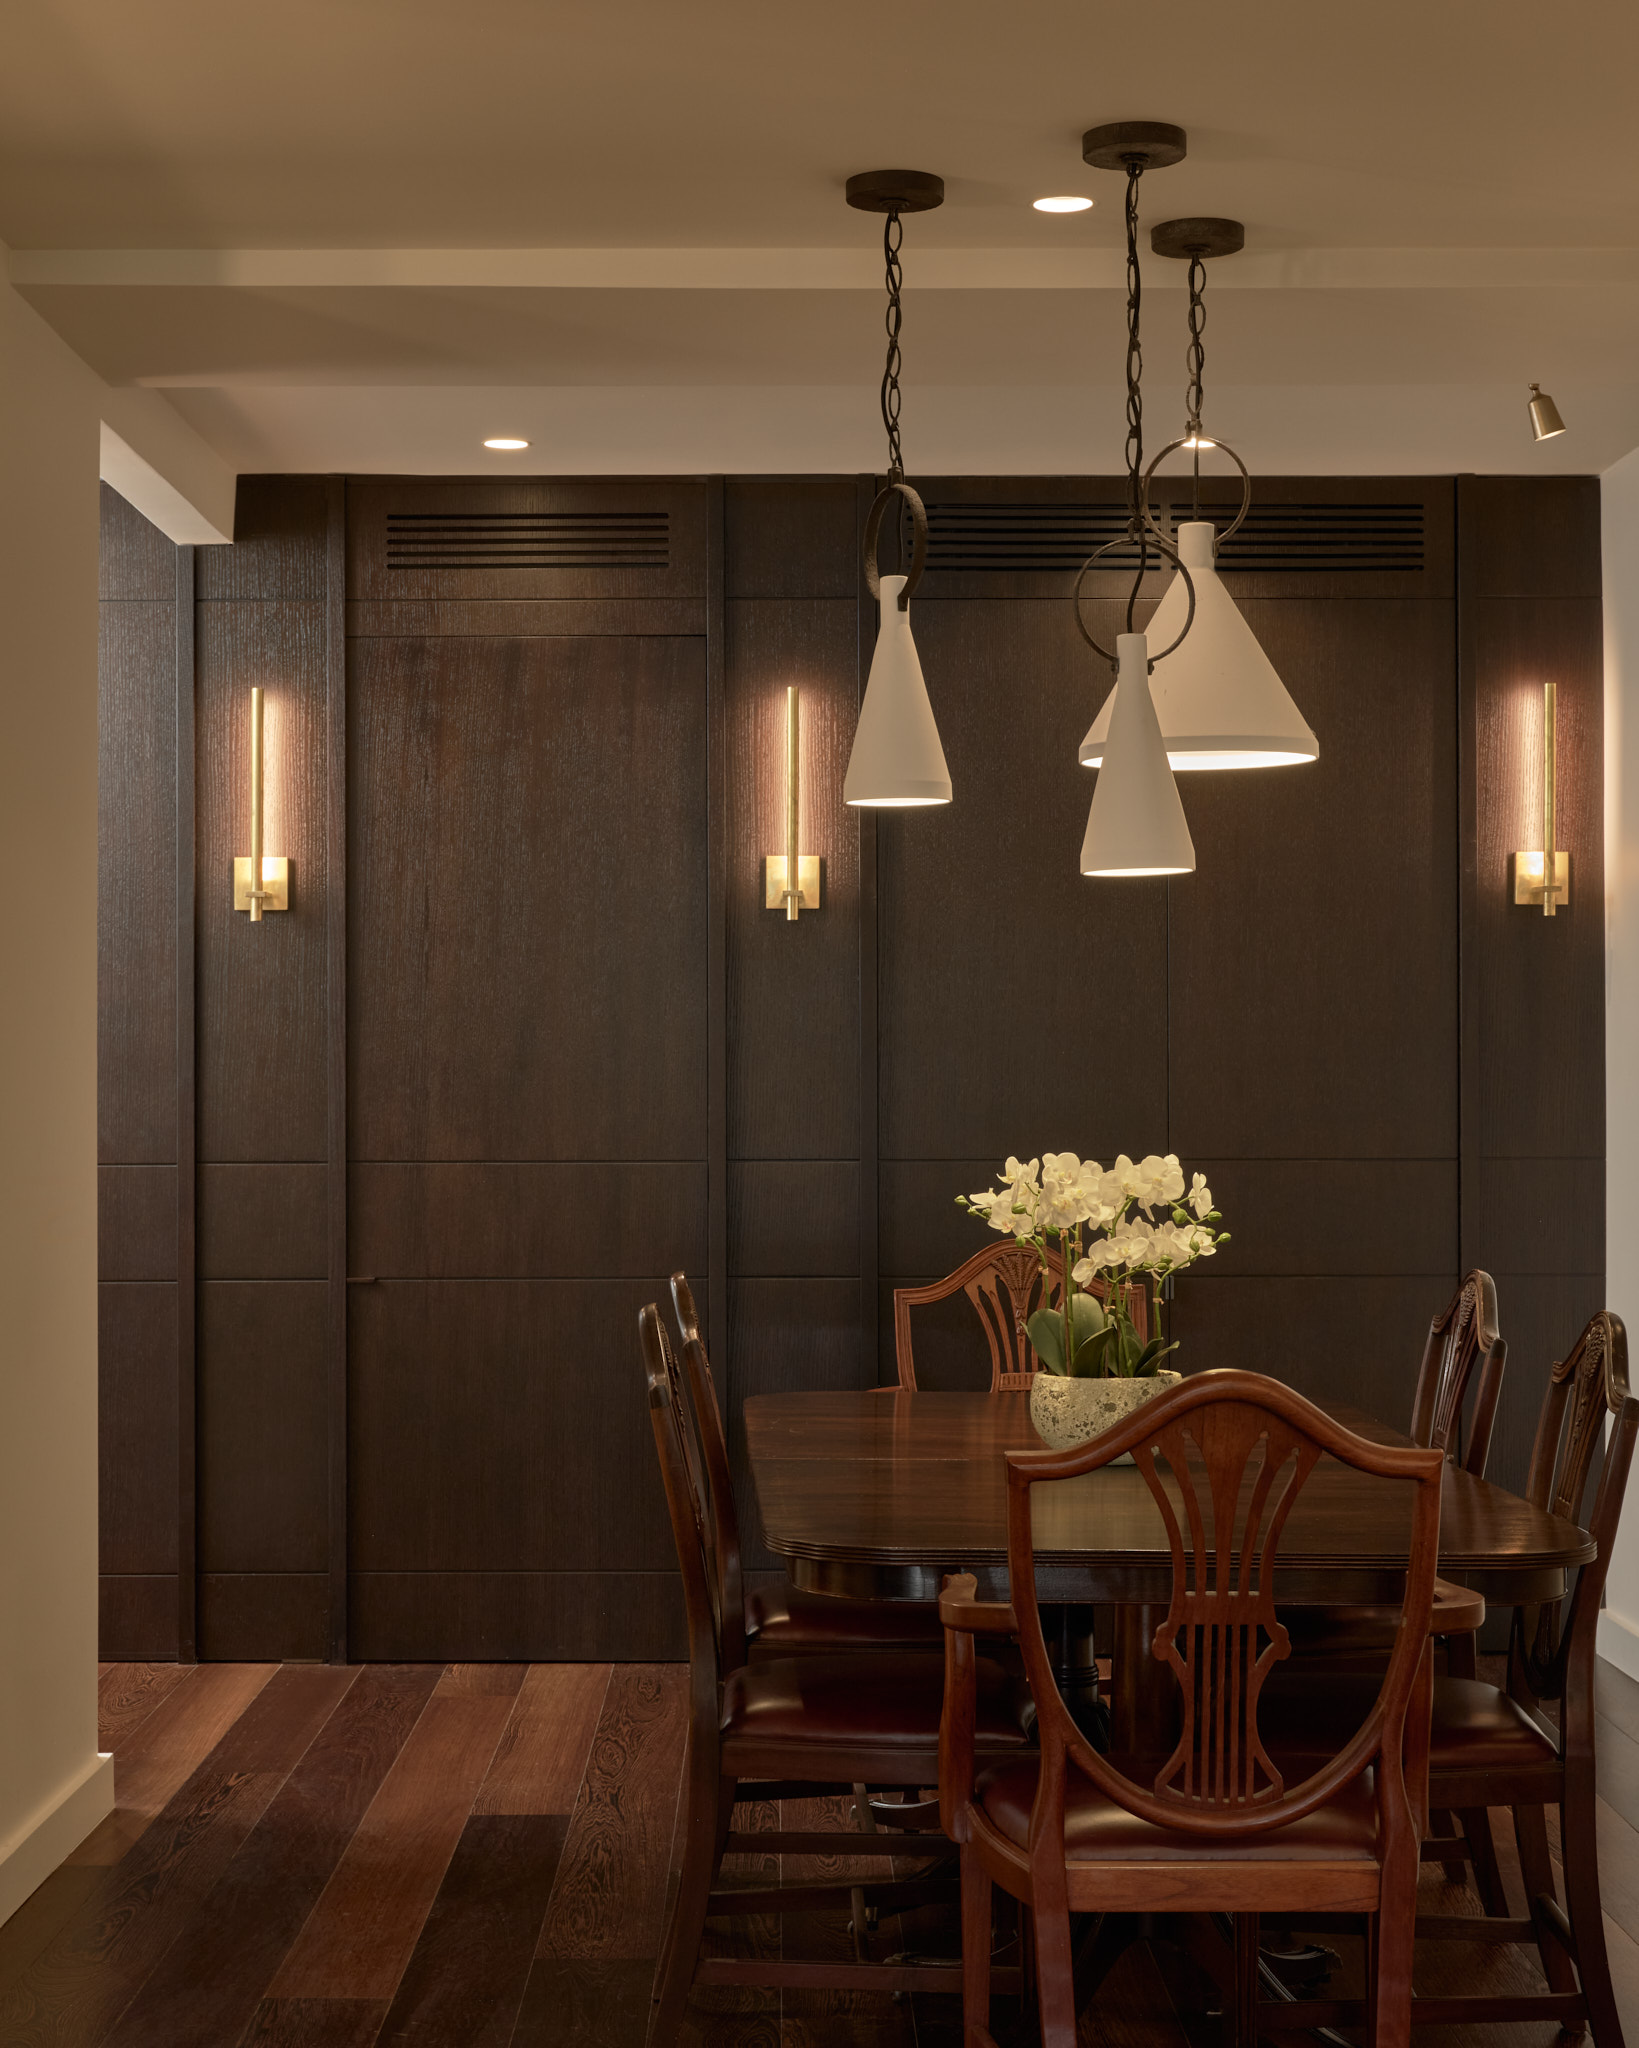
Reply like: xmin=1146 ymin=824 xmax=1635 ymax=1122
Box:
xmin=10 ymin=246 xmax=1638 ymax=293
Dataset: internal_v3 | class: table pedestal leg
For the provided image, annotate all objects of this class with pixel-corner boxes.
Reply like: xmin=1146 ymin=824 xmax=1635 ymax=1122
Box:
xmin=1047 ymin=1601 xmax=1103 ymax=1745
xmin=1109 ymin=1602 xmax=1175 ymax=1755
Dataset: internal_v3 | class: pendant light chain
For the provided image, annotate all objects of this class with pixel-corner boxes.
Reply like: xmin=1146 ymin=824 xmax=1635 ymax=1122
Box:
xmin=1185 ymin=255 xmax=1207 ymax=435
xmin=881 ymin=208 xmax=905 ymax=483
xmin=1121 ymin=157 xmax=1150 ymax=630
xmin=1186 ymin=252 xmax=1207 ymax=517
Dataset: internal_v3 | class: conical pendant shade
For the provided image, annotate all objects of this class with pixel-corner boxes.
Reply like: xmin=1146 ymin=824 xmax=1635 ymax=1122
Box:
xmin=844 ymin=574 xmax=952 ymax=807
xmin=1080 ymin=634 xmax=1195 ymax=876
xmin=1079 ymin=522 xmax=1318 ymax=770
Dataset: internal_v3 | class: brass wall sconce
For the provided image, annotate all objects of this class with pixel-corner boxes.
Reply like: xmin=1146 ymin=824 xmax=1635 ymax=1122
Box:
xmin=1512 ymin=681 xmax=1569 ymax=916
xmin=233 ymin=687 xmax=289 ymax=918
xmin=762 ymin=685 xmax=821 ymax=919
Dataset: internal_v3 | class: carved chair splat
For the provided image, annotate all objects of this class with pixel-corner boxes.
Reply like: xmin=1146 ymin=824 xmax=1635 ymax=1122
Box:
xmin=894 ymin=1241 xmax=1149 ymax=1393
xmin=939 ymin=1370 xmax=1443 ymax=2048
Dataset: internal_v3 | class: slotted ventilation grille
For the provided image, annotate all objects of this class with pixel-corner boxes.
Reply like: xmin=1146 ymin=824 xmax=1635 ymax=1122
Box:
xmin=385 ymin=509 xmax=670 ymax=571
xmin=910 ymin=500 xmax=1426 ymax=575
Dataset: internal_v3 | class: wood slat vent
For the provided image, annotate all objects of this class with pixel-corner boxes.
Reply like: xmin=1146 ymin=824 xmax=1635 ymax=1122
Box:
xmin=385 ymin=510 xmax=670 ymax=571
xmin=910 ymin=500 xmax=1427 ymax=574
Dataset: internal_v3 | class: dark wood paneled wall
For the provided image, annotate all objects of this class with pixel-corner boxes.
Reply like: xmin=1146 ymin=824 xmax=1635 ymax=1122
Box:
xmin=1458 ymin=476 xmax=1606 ymax=1490
xmin=97 ymin=470 xmax=1605 ymax=1659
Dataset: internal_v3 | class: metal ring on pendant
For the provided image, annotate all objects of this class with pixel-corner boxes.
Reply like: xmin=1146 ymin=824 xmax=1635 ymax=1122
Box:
xmin=1140 ymin=435 xmax=1252 ymax=548
xmin=1072 ymin=532 xmax=1196 ymax=667
xmin=863 ymin=481 xmax=929 ymax=610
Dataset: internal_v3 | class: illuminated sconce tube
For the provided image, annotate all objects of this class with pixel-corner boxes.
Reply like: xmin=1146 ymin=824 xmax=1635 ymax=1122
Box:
xmin=1512 ymin=681 xmax=1569 ymax=916
xmin=763 ymin=685 xmax=822 ymax=918
xmin=233 ymin=687 xmax=289 ymax=918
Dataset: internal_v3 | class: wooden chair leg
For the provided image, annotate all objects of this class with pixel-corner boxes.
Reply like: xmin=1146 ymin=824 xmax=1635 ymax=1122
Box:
xmin=1560 ymin=1788 xmax=1626 ymax=2048
xmin=1514 ymin=1800 xmax=1580 ymax=2009
xmin=1233 ymin=1914 xmax=1260 ymax=2048
xmin=648 ymin=1759 xmax=727 ymax=2048
xmin=961 ymin=1848 xmax=994 ymax=2048
xmin=1373 ymin=1870 xmax=1417 ymax=2048
xmin=1459 ymin=1805 xmax=1509 ymax=1915
xmin=1032 ymin=1888 xmax=1079 ymax=2048
xmin=1365 ymin=1909 xmax=1380 ymax=2046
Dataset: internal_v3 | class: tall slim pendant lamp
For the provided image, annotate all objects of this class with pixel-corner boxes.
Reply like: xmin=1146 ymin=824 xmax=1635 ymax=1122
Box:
xmin=1074 ymin=123 xmax=1196 ymax=877
xmin=842 ymin=170 xmax=952 ymax=809
xmin=1079 ymin=218 xmax=1317 ymax=771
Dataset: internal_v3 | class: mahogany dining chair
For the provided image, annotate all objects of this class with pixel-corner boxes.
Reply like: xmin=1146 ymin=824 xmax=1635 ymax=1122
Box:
xmin=639 ymin=1302 xmax=1037 ymax=2047
xmin=1274 ymin=1310 xmax=1636 ymax=2045
xmin=938 ymin=1369 xmax=1444 ymax=2048
xmin=667 ymin=1271 xmax=943 ymax=1659
xmin=893 ymin=1241 xmax=1148 ymax=1392
xmin=1281 ymin=1270 xmax=1508 ymax=1891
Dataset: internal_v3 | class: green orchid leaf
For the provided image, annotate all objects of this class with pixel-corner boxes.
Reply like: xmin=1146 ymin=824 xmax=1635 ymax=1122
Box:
xmin=1069 ymin=1292 xmax=1107 ymax=1343
xmin=1026 ymin=1306 xmax=1065 ymax=1374
xmin=1067 ymin=1327 xmax=1117 ymax=1379
xmin=1134 ymin=1340 xmax=1180 ymax=1378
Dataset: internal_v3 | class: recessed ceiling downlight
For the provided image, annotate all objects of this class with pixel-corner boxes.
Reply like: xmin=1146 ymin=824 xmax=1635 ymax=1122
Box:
xmin=1033 ymin=195 xmax=1094 ymax=213
xmin=483 ymin=437 xmax=529 ymax=450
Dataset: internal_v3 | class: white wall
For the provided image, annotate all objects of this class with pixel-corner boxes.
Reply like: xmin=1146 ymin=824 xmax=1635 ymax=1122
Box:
xmin=1599 ymin=446 xmax=1639 ymax=1680
xmin=0 ymin=278 xmax=231 ymax=1925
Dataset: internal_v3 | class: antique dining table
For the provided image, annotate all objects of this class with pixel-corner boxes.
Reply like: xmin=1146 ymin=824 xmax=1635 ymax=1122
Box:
xmin=744 ymin=1387 xmax=1597 ymax=1750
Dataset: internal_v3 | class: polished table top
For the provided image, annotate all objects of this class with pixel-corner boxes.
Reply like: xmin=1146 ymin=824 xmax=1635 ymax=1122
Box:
xmin=745 ymin=1389 xmax=1596 ymax=1606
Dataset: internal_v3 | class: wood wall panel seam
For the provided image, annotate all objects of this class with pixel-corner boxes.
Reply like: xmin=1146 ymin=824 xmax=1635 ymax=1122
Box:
xmin=706 ymin=477 xmax=729 ymax=1388
xmin=326 ymin=475 xmax=349 ymax=1664
xmin=176 ymin=543 xmax=198 ymax=1663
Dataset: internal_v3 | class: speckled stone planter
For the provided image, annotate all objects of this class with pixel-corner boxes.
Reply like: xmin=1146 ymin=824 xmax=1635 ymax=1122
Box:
xmin=1028 ymin=1368 xmax=1182 ymax=1456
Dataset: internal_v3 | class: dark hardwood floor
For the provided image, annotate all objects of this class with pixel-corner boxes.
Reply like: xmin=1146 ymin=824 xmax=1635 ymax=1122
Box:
xmin=0 ymin=1658 xmax=1635 ymax=2045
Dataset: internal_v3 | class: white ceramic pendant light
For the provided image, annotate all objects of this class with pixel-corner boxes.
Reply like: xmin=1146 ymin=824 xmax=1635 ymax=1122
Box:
xmin=1081 ymin=634 xmax=1196 ymax=874
xmin=1072 ymin=122 xmax=1196 ymax=878
xmin=842 ymin=170 xmax=951 ymax=810
xmin=844 ymin=572 xmax=949 ymax=805
xmin=1081 ymin=216 xmax=1316 ymax=774
xmin=1078 ymin=520 xmax=1318 ymax=769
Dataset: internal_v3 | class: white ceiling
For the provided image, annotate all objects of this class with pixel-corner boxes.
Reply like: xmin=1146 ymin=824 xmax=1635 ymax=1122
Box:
xmin=6 ymin=0 xmax=1637 ymax=476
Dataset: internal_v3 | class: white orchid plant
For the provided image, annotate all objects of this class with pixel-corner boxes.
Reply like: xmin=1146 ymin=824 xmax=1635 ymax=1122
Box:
xmin=958 ymin=1152 xmax=1228 ymax=1379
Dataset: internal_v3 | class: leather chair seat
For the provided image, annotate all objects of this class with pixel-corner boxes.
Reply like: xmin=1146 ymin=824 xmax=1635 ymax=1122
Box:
xmin=722 ymin=1650 xmax=1033 ymax=1757
xmin=746 ymin=1582 xmax=944 ymax=1654
xmin=975 ymin=1756 xmax=1378 ymax=1862
xmin=1259 ymin=1670 xmax=1558 ymax=1774
xmin=1425 ymin=1677 xmax=1558 ymax=1771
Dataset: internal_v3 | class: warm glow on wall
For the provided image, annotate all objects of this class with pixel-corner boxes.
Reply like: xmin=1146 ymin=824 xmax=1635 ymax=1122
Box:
xmin=233 ymin=687 xmax=289 ymax=918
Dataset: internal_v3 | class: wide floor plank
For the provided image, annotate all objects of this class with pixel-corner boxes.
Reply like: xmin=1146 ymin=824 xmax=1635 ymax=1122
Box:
xmin=0 ymin=1664 xmax=354 ymax=2048
xmin=239 ymin=1996 xmax=389 ymax=2047
xmin=269 ymin=1682 xmax=518 ymax=2003
xmin=101 ymin=1664 xmax=436 ymax=2048
xmin=96 ymin=1662 xmax=194 ymax=1753
xmin=474 ymin=1663 xmax=610 ymax=1817
xmin=535 ymin=1664 xmax=687 ymax=1964
xmin=72 ymin=1661 xmax=278 ymax=1866
xmin=376 ymin=1812 xmax=567 ymax=2047
xmin=509 ymin=1957 xmax=655 ymax=2048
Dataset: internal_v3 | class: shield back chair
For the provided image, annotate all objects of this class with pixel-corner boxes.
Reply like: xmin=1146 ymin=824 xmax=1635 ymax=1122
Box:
xmin=893 ymin=1242 xmax=1149 ymax=1392
xmin=667 ymin=1272 xmax=942 ymax=1660
xmin=1278 ymin=1271 xmax=1507 ymax=1893
xmin=1409 ymin=1268 xmax=1507 ymax=1485
xmin=639 ymin=1303 xmax=1036 ymax=2048
xmin=1403 ymin=1310 xmax=1634 ymax=2047
xmin=939 ymin=1369 xmax=1443 ymax=2048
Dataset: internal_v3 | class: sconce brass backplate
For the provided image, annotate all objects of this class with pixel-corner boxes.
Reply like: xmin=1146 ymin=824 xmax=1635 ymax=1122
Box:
xmin=763 ymin=855 xmax=823 ymax=912
xmin=234 ymin=856 xmax=290 ymax=912
xmin=1511 ymin=850 xmax=1569 ymax=909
